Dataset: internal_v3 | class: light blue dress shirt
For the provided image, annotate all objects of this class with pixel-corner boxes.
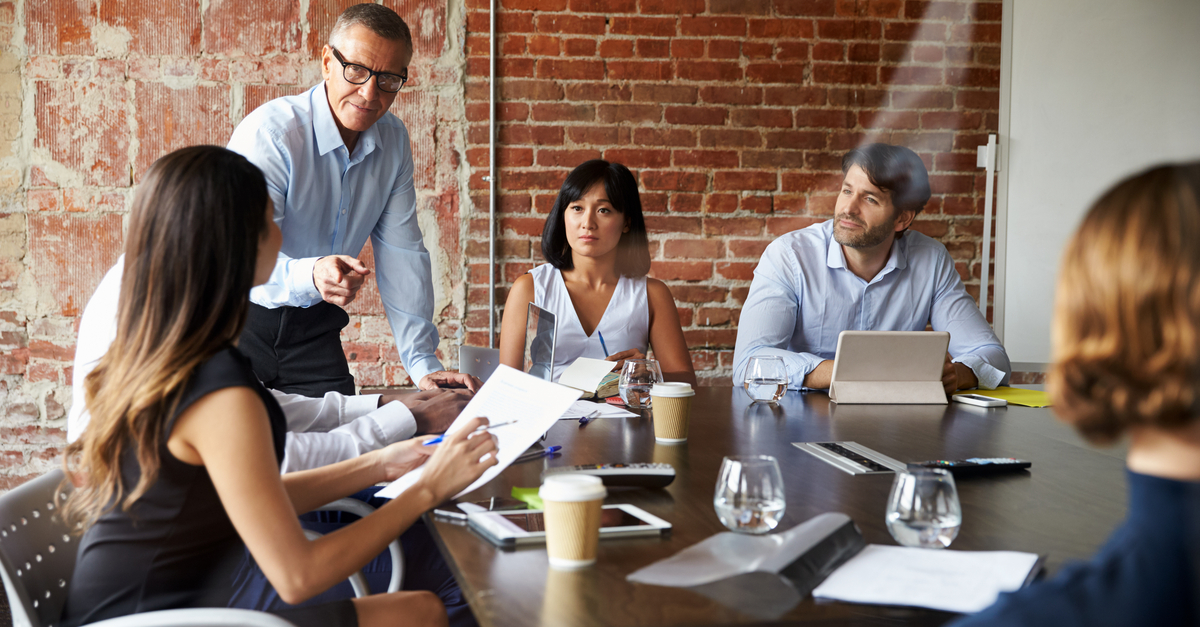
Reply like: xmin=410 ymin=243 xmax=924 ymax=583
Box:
xmin=228 ymin=84 xmax=442 ymax=383
xmin=731 ymin=220 xmax=1010 ymax=390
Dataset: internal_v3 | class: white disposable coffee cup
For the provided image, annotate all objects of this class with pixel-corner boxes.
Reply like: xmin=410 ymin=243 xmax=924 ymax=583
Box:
xmin=650 ymin=382 xmax=695 ymax=443
xmin=539 ymin=474 xmax=607 ymax=569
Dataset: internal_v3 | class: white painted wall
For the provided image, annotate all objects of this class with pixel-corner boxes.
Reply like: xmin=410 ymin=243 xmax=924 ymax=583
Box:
xmin=994 ymin=0 xmax=1200 ymax=367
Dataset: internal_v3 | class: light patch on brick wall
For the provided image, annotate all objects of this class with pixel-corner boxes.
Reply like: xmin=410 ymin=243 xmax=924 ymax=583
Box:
xmin=387 ymin=0 xmax=447 ymax=61
xmin=34 ymin=81 xmax=130 ymax=187
xmin=91 ymin=23 xmax=132 ymax=57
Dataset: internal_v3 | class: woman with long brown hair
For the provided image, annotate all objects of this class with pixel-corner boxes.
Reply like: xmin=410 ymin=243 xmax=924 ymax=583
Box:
xmin=950 ymin=163 xmax=1200 ymax=625
xmin=60 ymin=145 xmax=497 ymax=627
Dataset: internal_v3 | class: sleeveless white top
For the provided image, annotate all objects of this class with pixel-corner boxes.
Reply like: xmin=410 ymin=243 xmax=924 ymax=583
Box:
xmin=528 ymin=263 xmax=650 ymax=382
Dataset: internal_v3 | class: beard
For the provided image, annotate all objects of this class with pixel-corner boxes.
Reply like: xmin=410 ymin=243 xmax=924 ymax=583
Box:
xmin=832 ymin=215 xmax=895 ymax=249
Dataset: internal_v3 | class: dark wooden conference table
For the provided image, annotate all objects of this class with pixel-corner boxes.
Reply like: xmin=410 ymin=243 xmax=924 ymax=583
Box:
xmin=423 ymin=387 xmax=1128 ymax=627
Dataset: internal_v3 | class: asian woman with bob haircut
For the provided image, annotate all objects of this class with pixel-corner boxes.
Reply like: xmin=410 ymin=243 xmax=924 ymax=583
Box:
xmin=950 ymin=162 xmax=1200 ymax=626
xmin=499 ymin=160 xmax=696 ymax=386
xmin=59 ymin=146 xmax=498 ymax=627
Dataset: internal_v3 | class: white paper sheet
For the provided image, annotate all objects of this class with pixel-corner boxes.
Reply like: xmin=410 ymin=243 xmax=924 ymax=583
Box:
xmin=557 ymin=357 xmax=617 ymax=394
xmin=811 ymin=544 xmax=1039 ymax=614
xmin=559 ymin=399 xmax=637 ymax=420
xmin=375 ymin=365 xmax=582 ymax=500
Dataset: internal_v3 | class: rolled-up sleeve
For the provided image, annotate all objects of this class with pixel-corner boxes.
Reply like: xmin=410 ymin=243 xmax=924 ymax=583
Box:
xmin=930 ymin=252 xmax=1010 ymax=389
xmin=732 ymin=243 xmax=827 ymax=390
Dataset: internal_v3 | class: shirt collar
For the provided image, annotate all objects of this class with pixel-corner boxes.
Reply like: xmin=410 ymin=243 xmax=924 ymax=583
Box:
xmin=824 ymin=222 xmax=911 ymax=281
xmin=311 ymin=83 xmax=381 ymax=160
xmin=313 ymin=83 xmax=344 ymax=157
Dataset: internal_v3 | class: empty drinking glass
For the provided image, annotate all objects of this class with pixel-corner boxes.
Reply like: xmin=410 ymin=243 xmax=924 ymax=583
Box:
xmin=619 ymin=359 xmax=662 ymax=409
xmin=713 ymin=455 xmax=786 ymax=534
xmin=885 ymin=468 xmax=962 ymax=549
xmin=743 ymin=356 xmax=789 ymax=403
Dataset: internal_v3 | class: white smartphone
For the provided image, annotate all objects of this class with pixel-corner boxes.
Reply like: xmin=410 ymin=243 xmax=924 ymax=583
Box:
xmin=953 ymin=393 xmax=1007 ymax=408
xmin=468 ymin=504 xmax=671 ymax=548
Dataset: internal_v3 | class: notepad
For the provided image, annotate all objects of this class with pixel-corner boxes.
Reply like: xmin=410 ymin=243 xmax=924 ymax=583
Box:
xmin=812 ymin=544 xmax=1041 ymax=613
xmin=557 ymin=357 xmax=618 ymax=398
xmin=954 ymin=387 xmax=1052 ymax=407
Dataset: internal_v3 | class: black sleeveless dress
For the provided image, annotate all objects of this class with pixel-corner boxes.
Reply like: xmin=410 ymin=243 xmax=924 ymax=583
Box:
xmin=60 ymin=347 xmax=356 ymax=627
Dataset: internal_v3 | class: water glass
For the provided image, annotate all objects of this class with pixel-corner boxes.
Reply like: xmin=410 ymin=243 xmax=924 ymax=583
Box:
xmin=713 ymin=455 xmax=786 ymax=534
xmin=619 ymin=359 xmax=662 ymax=409
xmin=743 ymin=356 xmax=788 ymax=404
xmin=885 ymin=468 xmax=962 ymax=549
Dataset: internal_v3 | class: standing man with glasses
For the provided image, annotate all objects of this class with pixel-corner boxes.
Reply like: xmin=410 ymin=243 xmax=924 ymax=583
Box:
xmin=228 ymin=3 xmax=478 ymax=399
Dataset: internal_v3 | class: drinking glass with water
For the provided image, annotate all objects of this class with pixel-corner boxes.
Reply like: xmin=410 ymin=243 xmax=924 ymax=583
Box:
xmin=743 ymin=356 xmax=788 ymax=403
xmin=886 ymin=468 xmax=962 ymax=549
xmin=713 ymin=455 xmax=786 ymax=534
xmin=619 ymin=359 xmax=662 ymax=409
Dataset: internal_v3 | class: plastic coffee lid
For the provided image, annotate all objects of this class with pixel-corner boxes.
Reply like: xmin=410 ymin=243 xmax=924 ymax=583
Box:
xmin=650 ymin=382 xmax=695 ymax=397
xmin=539 ymin=474 xmax=607 ymax=502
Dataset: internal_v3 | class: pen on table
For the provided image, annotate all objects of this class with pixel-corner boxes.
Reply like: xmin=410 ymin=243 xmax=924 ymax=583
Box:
xmin=598 ymin=331 xmax=609 ymax=357
xmin=422 ymin=420 xmax=517 ymax=446
xmin=515 ymin=445 xmax=562 ymax=463
xmin=578 ymin=410 xmax=600 ymax=426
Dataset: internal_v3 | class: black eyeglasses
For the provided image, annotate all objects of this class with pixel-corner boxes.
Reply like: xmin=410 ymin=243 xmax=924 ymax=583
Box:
xmin=330 ymin=47 xmax=408 ymax=93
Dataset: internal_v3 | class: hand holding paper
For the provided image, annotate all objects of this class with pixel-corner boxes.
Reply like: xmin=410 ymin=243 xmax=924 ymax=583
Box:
xmin=408 ymin=416 xmax=501 ymax=503
xmin=376 ymin=365 xmax=583 ymax=500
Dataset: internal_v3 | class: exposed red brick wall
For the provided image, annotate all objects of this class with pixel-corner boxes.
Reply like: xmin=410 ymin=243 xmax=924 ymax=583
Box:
xmin=462 ymin=0 xmax=1002 ymax=385
xmin=0 ymin=0 xmax=468 ymax=489
xmin=0 ymin=0 xmax=1003 ymax=489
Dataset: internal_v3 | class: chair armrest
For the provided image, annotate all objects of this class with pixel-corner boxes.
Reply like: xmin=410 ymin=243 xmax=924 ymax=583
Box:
xmin=314 ymin=498 xmax=404 ymax=593
xmin=88 ymin=608 xmax=299 ymax=627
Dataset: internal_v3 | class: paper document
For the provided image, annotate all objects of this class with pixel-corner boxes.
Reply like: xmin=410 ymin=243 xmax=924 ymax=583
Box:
xmin=558 ymin=357 xmax=618 ymax=394
xmin=376 ymin=365 xmax=582 ymax=500
xmin=559 ymin=399 xmax=637 ymax=420
xmin=811 ymin=544 xmax=1040 ymax=614
xmin=954 ymin=387 xmax=1051 ymax=407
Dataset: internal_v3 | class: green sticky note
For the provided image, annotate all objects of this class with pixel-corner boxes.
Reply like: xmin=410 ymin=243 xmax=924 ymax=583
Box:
xmin=511 ymin=487 xmax=544 ymax=510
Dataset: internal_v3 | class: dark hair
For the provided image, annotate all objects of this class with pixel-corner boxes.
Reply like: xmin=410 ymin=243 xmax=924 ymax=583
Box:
xmin=841 ymin=143 xmax=932 ymax=217
xmin=541 ymin=160 xmax=652 ymax=277
xmin=63 ymin=145 xmax=269 ymax=528
xmin=1049 ymin=162 xmax=1200 ymax=444
xmin=329 ymin=3 xmax=413 ymax=55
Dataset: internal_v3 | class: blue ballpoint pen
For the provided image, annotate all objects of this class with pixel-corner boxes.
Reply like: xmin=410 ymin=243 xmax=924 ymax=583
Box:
xmin=515 ymin=445 xmax=561 ymax=462
xmin=422 ymin=420 xmax=518 ymax=446
xmin=597 ymin=331 xmax=609 ymax=357
xmin=578 ymin=410 xmax=601 ymax=426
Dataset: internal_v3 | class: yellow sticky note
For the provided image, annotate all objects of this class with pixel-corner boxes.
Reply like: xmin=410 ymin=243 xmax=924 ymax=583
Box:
xmin=955 ymin=387 xmax=1052 ymax=408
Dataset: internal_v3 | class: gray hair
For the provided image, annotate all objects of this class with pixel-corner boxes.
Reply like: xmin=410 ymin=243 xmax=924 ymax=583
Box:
xmin=328 ymin=4 xmax=413 ymax=56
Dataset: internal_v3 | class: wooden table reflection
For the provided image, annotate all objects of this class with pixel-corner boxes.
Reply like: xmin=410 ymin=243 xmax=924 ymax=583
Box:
xmin=423 ymin=387 xmax=1127 ymax=627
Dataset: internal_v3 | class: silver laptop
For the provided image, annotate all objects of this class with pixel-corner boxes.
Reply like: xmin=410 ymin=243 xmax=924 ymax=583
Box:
xmin=829 ymin=331 xmax=949 ymax=404
xmin=524 ymin=302 xmax=557 ymax=382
